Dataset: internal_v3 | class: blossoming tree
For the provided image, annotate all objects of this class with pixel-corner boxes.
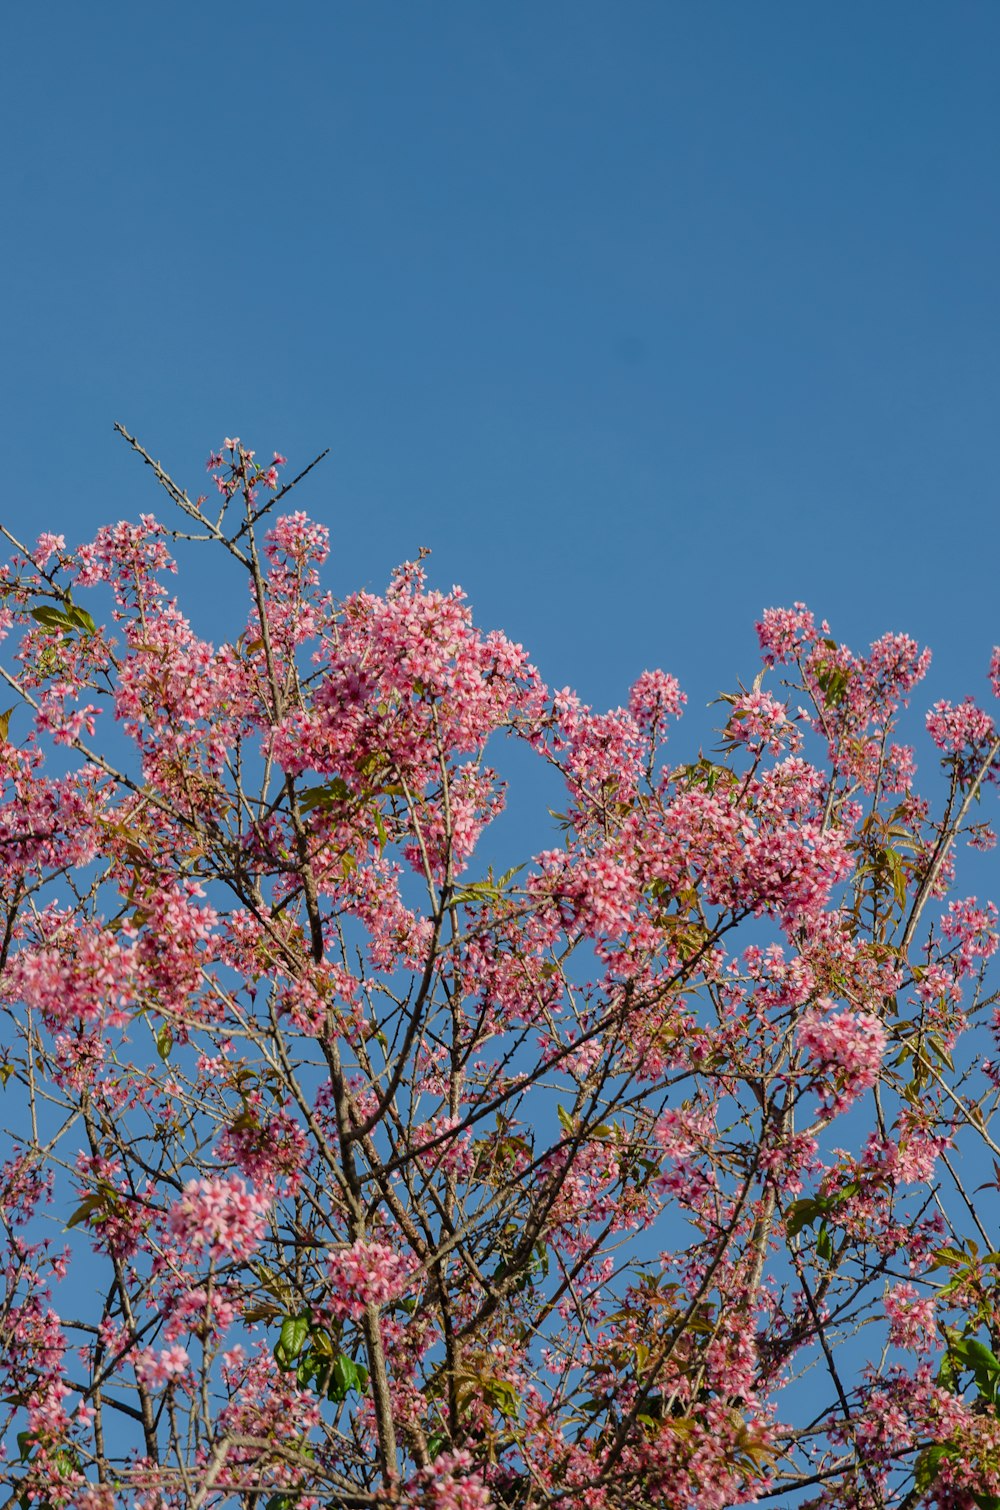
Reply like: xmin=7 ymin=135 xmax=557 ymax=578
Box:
xmin=2 ymin=432 xmax=1000 ymax=1509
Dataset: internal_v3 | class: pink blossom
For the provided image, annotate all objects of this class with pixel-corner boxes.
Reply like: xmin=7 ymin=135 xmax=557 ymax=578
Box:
xmin=799 ymin=1004 xmax=887 ymax=1111
xmin=926 ymin=697 xmax=996 ymax=754
xmin=884 ymin=1283 xmax=936 ymax=1351
xmin=33 ymin=532 xmax=66 ymax=568
xmin=166 ymin=1176 xmax=269 ymax=1262
xmin=725 ymin=689 xmax=801 ymax=754
xmin=325 ymin=1238 xmax=417 ymax=1321
xmin=628 ymin=668 xmax=686 ymax=734
xmin=26 ymin=1377 xmax=72 ymax=1440
xmin=6 ymin=474 xmax=1000 ymax=1506
xmin=941 ymin=895 xmax=999 ymax=974
xmin=415 ymin=1450 xmax=493 ymax=1510
xmin=756 ymin=602 xmax=820 ymax=665
xmin=135 ymin=1344 xmax=190 ymax=1388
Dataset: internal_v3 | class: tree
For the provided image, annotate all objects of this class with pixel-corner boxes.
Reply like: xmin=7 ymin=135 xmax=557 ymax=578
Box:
xmin=1 ymin=432 xmax=1000 ymax=1510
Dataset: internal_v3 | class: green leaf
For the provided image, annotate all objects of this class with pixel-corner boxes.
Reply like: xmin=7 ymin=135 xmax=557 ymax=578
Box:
xmin=814 ymin=660 xmax=850 ymax=708
xmin=785 ymin=1198 xmax=826 ymax=1237
xmin=913 ymin=1442 xmax=949 ymax=1496
xmin=885 ymin=848 xmax=908 ymax=909
xmin=65 ymin=604 xmax=97 ymax=635
xmin=155 ymin=1024 xmax=173 ymax=1062
xmin=327 ymin=1352 xmax=368 ymax=1403
xmin=816 ymin=1223 xmax=833 ymax=1263
xmin=486 ymin=1377 xmax=519 ymax=1415
xmin=556 ymin=1104 xmax=576 ymax=1136
xmin=29 ymin=604 xmax=74 ymax=632
xmin=928 ymin=1035 xmax=955 ymax=1073
xmin=65 ymin=1193 xmax=105 ymax=1230
xmin=329 ymin=1354 xmax=355 ymax=1401
xmin=274 ymin=1313 xmax=311 ymax=1370
xmin=0 ymin=1062 xmax=13 ymax=1088
xmin=929 ymin=1246 xmax=968 ymax=1270
xmin=0 ymin=707 xmax=13 ymax=742
xmin=299 ymin=777 xmax=352 ymax=812
xmin=51 ymin=1447 xmax=79 ymax=1479
xmin=957 ymin=1337 xmax=1000 ymax=1397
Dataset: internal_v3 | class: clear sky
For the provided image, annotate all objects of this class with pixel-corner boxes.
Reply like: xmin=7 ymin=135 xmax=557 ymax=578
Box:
xmin=4 ymin=1 xmax=999 ymax=738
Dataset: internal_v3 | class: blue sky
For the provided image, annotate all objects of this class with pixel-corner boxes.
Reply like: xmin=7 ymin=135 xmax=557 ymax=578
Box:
xmin=4 ymin=1 xmax=999 ymax=739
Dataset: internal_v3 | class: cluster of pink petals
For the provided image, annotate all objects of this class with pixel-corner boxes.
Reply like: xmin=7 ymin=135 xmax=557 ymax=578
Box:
xmin=215 ymin=1107 xmax=309 ymax=1191
xmin=798 ymin=1004 xmax=887 ymax=1110
xmin=135 ymin=1344 xmax=190 ymax=1388
xmin=265 ymin=509 xmax=330 ymax=569
xmin=9 ymin=921 xmax=136 ymax=1031
xmin=26 ymin=1377 xmax=72 ymax=1440
xmin=217 ymin=1344 xmax=322 ymax=1452
xmin=861 ymin=632 xmax=932 ymax=715
xmin=412 ymin=1449 xmax=493 ymax=1510
xmin=627 ymin=667 xmax=686 ymax=734
xmin=11 ymin=478 xmax=1000 ymax=1509
xmin=33 ymin=531 xmax=66 ymax=568
xmin=941 ymin=895 xmax=999 ymax=974
xmin=756 ymin=602 xmax=821 ymax=665
xmin=325 ymin=1238 xmax=417 ymax=1321
xmin=166 ymin=1175 xmax=270 ymax=1263
xmin=161 ymin=1282 xmax=236 ymax=1342
xmin=883 ymin=1283 xmax=936 ymax=1351
xmin=75 ymin=514 xmax=174 ymax=604
xmin=726 ymin=689 xmax=801 ymax=754
xmin=927 ymin=697 xmax=997 ymax=754
xmin=34 ymin=681 xmax=100 ymax=744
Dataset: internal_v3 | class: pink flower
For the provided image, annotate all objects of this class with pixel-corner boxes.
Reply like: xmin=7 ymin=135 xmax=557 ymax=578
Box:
xmin=926 ymin=698 xmax=996 ymax=755
xmin=725 ymin=689 xmax=801 ymax=754
xmin=166 ymin=1176 xmax=269 ymax=1263
xmin=799 ymin=1004 xmax=887 ymax=1112
xmin=940 ymin=895 xmax=999 ymax=975
xmin=884 ymin=1283 xmax=935 ymax=1351
xmin=33 ymin=532 xmax=66 ymax=568
xmin=415 ymin=1450 xmax=493 ymax=1510
xmin=325 ymin=1238 xmax=417 ymax=1321
xmin=756 ymin=603 xmax=820 ymax=665
xmin=628 ymin=668 xmax=686 ymax=734
xmin=135 ymin=1344 xmax=190 ymax=1388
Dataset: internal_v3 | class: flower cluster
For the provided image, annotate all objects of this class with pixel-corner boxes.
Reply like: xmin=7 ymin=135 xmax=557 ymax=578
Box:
xmin=798 ymin=1005 xmax=888 ymax=1113
xmin=325 ymin=1238 xmax=417 ymax=1321
xmin=166 ymin=1176 xmax=270 ymax=1263
xmin=3 ymin=445 xmax=1000 ymax=1510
